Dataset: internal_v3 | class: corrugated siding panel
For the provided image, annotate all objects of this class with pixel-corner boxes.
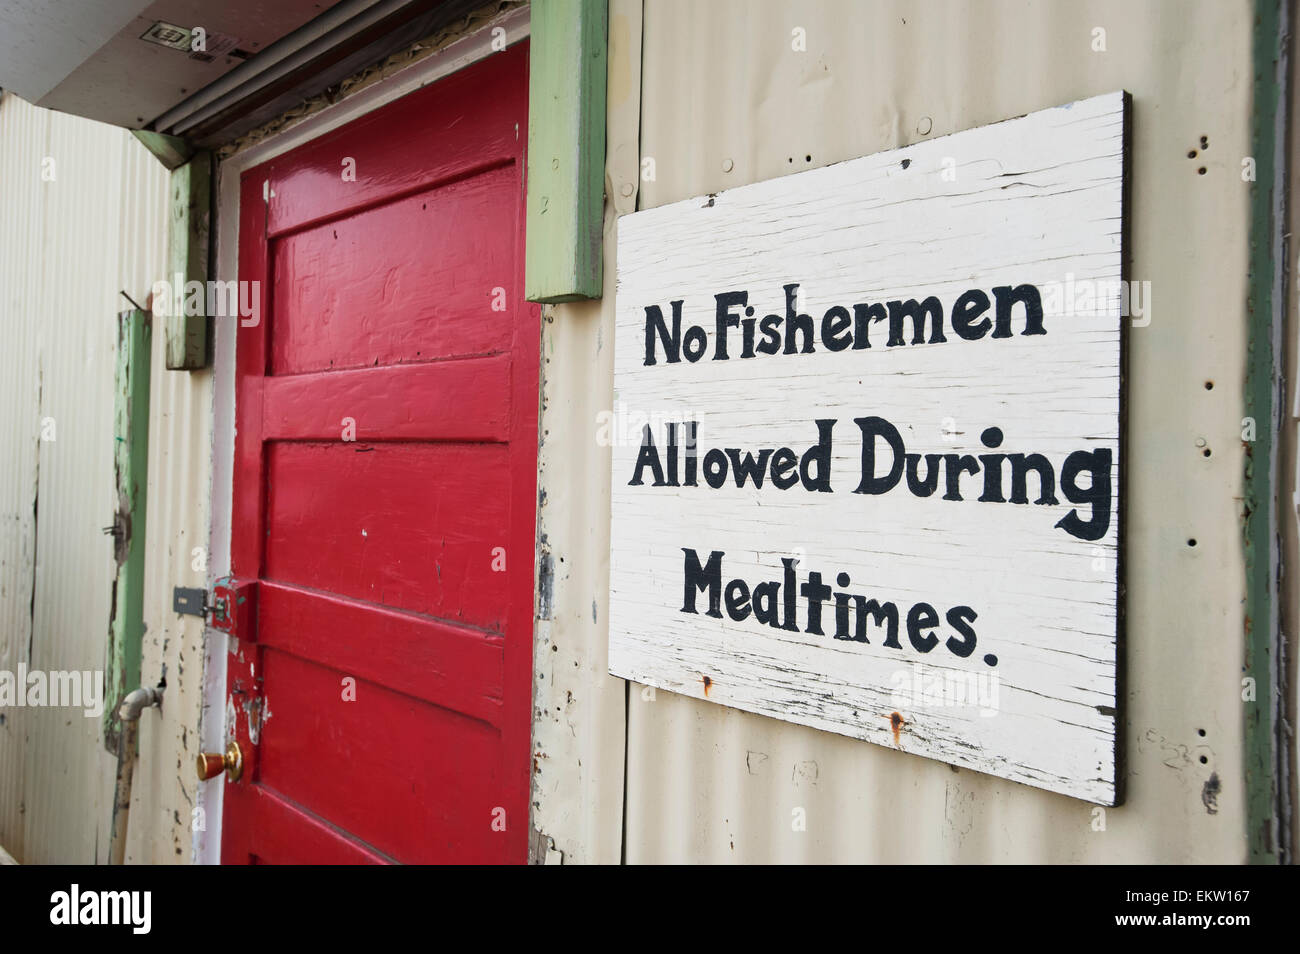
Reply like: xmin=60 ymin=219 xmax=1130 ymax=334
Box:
xmin=127 ymin=318 xmax=212 ymax=863
xmin=0 ymin=92 xmax=44 ymax=860
xmin=0 ymin=91 xmax=184 ymax=862
xmin=537 ymin=0 xmax=1256 ymax=863
xmin=529 ymin=0 xmax=640 ymax=865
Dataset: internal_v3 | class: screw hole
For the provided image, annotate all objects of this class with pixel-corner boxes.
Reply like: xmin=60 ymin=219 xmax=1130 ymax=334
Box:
xmin=1204 ymin=381 xmax=1214 ymax=390
xmin=1199 ymin=755 xmax=1208 ymax=764
xmin=1197 ymin=728 xmax=1206 ymax=737
xmin=805 ymin=154 xmax=812 ymax=162
xmin=1187 ymin=149 xmax=1197 ymax=159
xmin=1197 ymin=166 xmax=1207 ymax=175
xmin=1203 ymin=448 xmax=1211 ymax=457
xmin=1187 ymin=538 xmax=1198 ymax=547
xmin=1200 ymin=135 xmax=1209 ymax=149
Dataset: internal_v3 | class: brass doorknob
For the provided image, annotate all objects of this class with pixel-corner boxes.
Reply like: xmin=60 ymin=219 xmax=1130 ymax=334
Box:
xmin=196 ymin=741 xmax=244 ymax=782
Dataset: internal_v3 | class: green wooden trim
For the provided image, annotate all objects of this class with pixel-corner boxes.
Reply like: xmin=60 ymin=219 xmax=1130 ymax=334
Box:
xmin=525 ymin=0 xmax=608 ymax=303
xmin=165 ymin=152 xmax=212 ymax=370
xmin=1243 ymin=0 xmax=1288 ymax=864
xmin=103 ymin=309 xmax=152 ymax=750
xmin=130 ymin=130 xmax=194 ymax=171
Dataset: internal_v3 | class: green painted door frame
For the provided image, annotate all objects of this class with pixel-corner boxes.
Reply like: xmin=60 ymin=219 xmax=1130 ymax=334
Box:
xmin=1243 ymin=0 xmax=1292 ymax=864
xmin=525 ymin=0 xmax=608 ymax=303
xmin=132 ymin=130 xmax=211 ymax=370
xmin=165 ymin=152 xmax=212 ymax=370
xmin=103 ymin=308 xmax=151 ymax=750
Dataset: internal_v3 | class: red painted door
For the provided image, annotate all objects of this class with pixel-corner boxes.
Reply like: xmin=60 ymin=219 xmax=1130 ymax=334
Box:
xmin=222 ymin=44 xmax=537 ymax=864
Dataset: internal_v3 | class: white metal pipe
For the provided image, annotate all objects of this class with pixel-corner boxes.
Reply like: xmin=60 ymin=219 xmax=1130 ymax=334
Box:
xmin=108 ymin=686 xmax=163 ymax=865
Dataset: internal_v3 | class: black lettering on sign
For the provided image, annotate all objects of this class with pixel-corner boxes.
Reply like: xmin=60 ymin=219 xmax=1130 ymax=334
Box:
xmin=635 ymin=418 xmax=1113 ymax=543
xmin=679 ymin=549 xmax=989 ymax=665
xmin=640 ymin=282 xmax=1048 ymax=366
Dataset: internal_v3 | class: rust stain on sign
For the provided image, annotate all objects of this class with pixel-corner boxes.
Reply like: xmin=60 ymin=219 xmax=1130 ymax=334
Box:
xmin=889 ymin=711 xmax=906 ymax=745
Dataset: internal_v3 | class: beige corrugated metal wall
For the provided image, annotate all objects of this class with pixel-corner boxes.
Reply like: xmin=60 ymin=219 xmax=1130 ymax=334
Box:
xmin=0 ymin=91 xmax=204 ymax=863
xmin=0 ymin=90 xmax=44 ymax=859
xmin=127 ymin=245 xmax=213 ymax=863
xmin=533 ymin=0 xmax=1259 ymax=862
xmin=0 ymin=0 xmax=1272 ymax=865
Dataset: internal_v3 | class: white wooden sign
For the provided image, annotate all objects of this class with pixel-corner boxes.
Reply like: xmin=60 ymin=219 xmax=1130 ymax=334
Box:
xmin=608 ymin=92 xmax=1129 ymax=805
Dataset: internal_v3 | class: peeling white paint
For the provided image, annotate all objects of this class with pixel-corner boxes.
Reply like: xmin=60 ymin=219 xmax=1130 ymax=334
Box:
xmin=224 ymin=695 xmax=236 ymax=744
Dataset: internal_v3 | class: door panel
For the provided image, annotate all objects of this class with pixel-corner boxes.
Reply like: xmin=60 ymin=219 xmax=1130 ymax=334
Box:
xmin=255 ymin=649 xmax=502 ymax=861
xmin=269 ymin=166 xmax=519 ymax=375
xmin=222 ymin=44 xmax=536 ymax=865
xmin=263 ymin=441 xmax=511 ymax=625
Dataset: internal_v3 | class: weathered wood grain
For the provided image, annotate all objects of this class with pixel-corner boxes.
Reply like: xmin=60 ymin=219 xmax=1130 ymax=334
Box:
xmin=609 ymin=92 xmax=1127 ymax=805
xmin=104 ymin=309 xmax=151 ymax=749
xmin=165 ymin=153 xmax=211 ymax=370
